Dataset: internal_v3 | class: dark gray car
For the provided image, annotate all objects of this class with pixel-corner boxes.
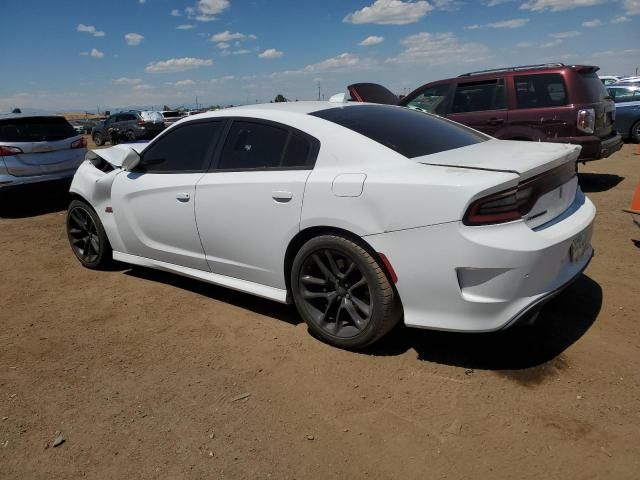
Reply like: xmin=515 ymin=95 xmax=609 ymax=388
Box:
xmin=91 ymin=111 xmax=165 ymax=146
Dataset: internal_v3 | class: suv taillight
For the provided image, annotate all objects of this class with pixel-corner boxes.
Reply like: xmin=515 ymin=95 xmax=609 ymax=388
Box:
xmin=463 ymin=162 xmax=577 ymax=226
xmin=70 ymin=138 xmax=87 ymax=149
xmin=0 ymin=146 xmax=23 ymax=156
xmin=577 ymin=108 xmax=595 ymax=134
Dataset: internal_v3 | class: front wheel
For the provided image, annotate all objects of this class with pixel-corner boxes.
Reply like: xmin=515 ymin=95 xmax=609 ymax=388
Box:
xmin=66 ymin=199 xmax=112 ymax=269
xmin=291 ymin=235 xmax=402 ymax=349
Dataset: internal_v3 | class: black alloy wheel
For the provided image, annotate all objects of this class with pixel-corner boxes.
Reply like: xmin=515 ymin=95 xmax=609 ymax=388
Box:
xmin=291 ymin=235 xmax=402 ymax=349
xmin=66 ymin=199 xmax=111 ymax=269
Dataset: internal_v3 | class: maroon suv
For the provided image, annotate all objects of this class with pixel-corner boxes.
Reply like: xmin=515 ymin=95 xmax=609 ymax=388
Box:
xmin=349 ymin=63 xmax=622 ymax=161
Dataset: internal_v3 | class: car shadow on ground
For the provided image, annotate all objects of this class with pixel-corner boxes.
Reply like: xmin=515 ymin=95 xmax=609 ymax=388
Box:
xmin=125 ymin=265 xmax=601 ymax=378
xmin=365 ymin=275 xmax=602 ymax=376
xmin=125 ymin=267 xmax=301 ymax=326
xmin=0 ymin=181 xmax=70 ymax=218
xmin=578 ymin=172 xmax=624 ymax=193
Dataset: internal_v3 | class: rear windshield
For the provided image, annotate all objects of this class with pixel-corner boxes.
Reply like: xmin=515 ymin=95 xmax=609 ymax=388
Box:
xmin=0 ymin=117 xmax=76 ymax=142
xmin=310 ymin=105 xmax=487 ymax=158
xmin=162 ymin=111 xmax=182 ymax=118
xmin=580 ymin=72 xmax=609 ymax=102
xmin=140 ymin=111 xmax=164 ymax=122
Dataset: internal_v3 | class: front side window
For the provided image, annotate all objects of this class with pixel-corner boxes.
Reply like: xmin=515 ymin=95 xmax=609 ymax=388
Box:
xmin=451 ymin=80 xmax=505 ymax=114
xmin=217 ymin=121 xmax=304 ymax=170
xmin=139 ymin=121 xmax=221 ymax=173
xmin=609 ymin=88 xmax=640 ymax=103
xmin=514 ymin=73 xmax=568 ymax=109
xmin=404 ymin=84 xmax=451 ymax=115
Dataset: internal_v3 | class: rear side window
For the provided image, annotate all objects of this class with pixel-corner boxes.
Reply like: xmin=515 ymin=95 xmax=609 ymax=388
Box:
xmin=0 ymin=117 xmax=76 ymax=142
xmin=579 ymin=72 xmax=609 ymax=102
xmin=216 ymin=121 xmax=317 ymax=170
xmin=404 ymin=84 xmax=450 ymax=115
xmin=310 ymin=105 xmax=487 ymax=159
xmin=140 ymin=121 xmax=221 ymax=173
xmin=451 ymin=80 xmax=505 ymax=113
xmin=514 ymin=74 xmax=568 ymax=109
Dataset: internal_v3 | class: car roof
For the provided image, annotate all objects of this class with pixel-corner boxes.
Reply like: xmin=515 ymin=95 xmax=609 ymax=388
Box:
xmin=185 ymin=101 xmax=357 ymax=121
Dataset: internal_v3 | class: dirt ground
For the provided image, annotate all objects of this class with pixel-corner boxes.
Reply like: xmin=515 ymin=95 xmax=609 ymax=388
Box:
xmin=1 ymin=143 xmax=639 ymax=480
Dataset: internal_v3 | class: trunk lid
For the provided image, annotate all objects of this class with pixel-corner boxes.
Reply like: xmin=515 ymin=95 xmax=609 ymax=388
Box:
xmin=347 ymin=83 xmax=399 ymax=105
xmin=415 ymin=139 xmax=580 ymax=180
xmin=418 ymin=140 xmax=581 ymax=229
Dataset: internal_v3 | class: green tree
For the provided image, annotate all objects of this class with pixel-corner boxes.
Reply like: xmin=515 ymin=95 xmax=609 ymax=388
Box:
xmin=274 ymin=94 xmax=287 ymax=103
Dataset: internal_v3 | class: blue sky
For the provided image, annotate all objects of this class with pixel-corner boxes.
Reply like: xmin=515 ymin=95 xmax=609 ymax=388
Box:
xmin=1 ymin=0 xmax=638 ymax=112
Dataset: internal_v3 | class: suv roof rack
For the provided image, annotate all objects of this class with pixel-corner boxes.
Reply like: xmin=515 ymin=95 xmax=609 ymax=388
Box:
xmin=459 ymin=63 xmax=566 ymax=77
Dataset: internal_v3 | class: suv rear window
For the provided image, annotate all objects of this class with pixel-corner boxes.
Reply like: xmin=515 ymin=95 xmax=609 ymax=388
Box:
xmin=514 ymin=74 xmax=568 ymax=109
xmin=310 ymin=105 xmax=487 ymax=159
xmin=0 ymin=116 xmax=76 ymax=142
xmin=162 ymin=111 xmax=182 ymax=118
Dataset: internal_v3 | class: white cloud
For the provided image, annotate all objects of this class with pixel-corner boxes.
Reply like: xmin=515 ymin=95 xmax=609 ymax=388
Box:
xmin=176 ymin=24 xmax=195 ymax=30
xmin=139 ymin=0 xmax=146 ymax=3
xmin=77 ymin=24 xmax=105 ymax=37
xmin=549 ymin=30 xmax=581 ymax=38
xmin=343 ymin=0 xmax=432 ymax=25
xmin=611 ymin=15 xmax=631 ymax=22
xmin=217 ymin=42 xmax=230 ymax=49
xmin=359 ymin=35 xmax=385 ymax=46
xmin=466 ymin=18 xmax=529 ymax=28
xmin=487 ymin=0 xmax=514 ymax=5
xmin=516 ymin=41 xmax=535 ymax=47
xmin=113 ymin=77 xmax=142 ymax=85
xmin=623 ymin=0 xmax=640 ymax=14
xmin=520 ymin=0 xmax=605 ymax=12
xmin=134 ymin=84 xmax=153 ymax=91
xmin=582 ymin=19 xmax=602 ymax=27
xmin=80 ymin=48 xmax=104 ymax=58
xmin=210 ymin=30 xmax=250 ymax=42
xmin=387 ymin=32 xmax=490 ymax=65
xmin=259 ymin=48 xmax=284 ymax=59
xmin=167 ymin=79 xmax=197 ymax=87
xmin=124 ymin=33 xmax=144 ymax=46
xmin=145 ymin=57 xmax=214 ymax=73
xmin=276 ymin=53 xmax=374 ymax=77
xmin=187 ymin=0 xmax=230 ymax=21
xmin=171 ymin=9 xmax=182 ymax=16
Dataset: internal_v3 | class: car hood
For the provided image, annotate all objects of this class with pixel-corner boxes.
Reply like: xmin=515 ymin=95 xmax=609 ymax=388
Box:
xmin=88 ymin=143 xmax=149 ymax=168
xmin=415 ymin=139 xmax=581 ymax=180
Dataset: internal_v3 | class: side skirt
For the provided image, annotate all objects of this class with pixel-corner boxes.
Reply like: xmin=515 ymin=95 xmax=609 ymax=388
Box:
xmin=112 ymin=251 xmax=289 ymax=304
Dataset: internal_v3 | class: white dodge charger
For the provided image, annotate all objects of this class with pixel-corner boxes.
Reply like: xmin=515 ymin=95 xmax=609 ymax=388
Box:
xmin=66 ymin=102 xmax=594 ymax=349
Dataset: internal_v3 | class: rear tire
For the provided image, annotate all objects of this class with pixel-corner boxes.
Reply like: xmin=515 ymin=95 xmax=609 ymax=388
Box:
xmin=291 ymin=234 xmax=402 ymax=350
xmin=631 ymin=120 xmax=640 ymax=143
xmin=125 ymin=130 xmax=136 ymax=142
xmin=66 ymin=199 xmax=112 ymax=269
xmin=93 ymin=132 xmax=105 ymax=146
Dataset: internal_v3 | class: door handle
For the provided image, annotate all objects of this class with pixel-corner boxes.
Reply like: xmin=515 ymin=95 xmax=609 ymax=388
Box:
xmin=272 ymin=191 xmax=293 ymax=203
xmin=176 ymin=192 xmax=191 ymax=202
xmin=487 ymin=118 xmax=505 ymax=126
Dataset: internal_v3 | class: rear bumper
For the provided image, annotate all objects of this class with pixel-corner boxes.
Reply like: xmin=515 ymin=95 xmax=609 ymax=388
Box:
xmin=364 ymin=190 xmax=596 ymax=332
xmin=548 ymin=132 xmax=623 ymax=161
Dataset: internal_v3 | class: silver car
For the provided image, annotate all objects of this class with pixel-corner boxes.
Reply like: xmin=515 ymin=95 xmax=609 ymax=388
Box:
xmin=0 ymin=114 xmax=86 ymax=190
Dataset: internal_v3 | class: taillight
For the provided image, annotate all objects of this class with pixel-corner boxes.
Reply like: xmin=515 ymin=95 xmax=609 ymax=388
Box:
xmin=137 ymin=120 xmax=145 ymax=126
xmin=464 ymin=162 xmax=577 ymax=226
xmin=71 ymin=137 xmax=87 ymax=149
xmin=0 ymin=146 xmax=23 ymax=156
xmin=577 ymin=108 xmax=595 ymax=134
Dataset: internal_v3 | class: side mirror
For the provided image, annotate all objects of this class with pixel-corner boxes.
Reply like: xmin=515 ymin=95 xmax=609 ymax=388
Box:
xmin=121 ymin=148 xmax=141 ymax=172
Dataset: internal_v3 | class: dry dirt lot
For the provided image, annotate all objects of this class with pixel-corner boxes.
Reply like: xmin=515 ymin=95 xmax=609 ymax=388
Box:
xmin=1 ymin=143 xmax=639 ymax=479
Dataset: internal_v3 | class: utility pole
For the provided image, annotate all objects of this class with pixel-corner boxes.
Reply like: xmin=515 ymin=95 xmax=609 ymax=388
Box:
xmin=195 ymin=96 xmax=199 ymax=110
xmin=316 ymin=81 xmax=321 ymax=101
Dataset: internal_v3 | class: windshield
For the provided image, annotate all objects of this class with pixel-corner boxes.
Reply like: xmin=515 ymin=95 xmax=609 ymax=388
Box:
xmin=310 ymin=105 xmax=488 ymax=159
xmin=162 ymin=111 xmax=182 ymax=118
xmin=0 ymin=116 xmax=76 ymax=142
